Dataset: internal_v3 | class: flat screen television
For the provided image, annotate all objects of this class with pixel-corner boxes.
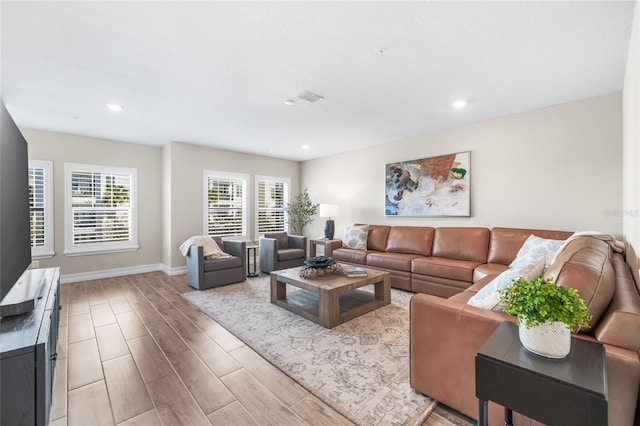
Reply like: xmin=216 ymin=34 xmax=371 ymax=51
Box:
xmin=0 ymin=100 xmax=33 ymax=311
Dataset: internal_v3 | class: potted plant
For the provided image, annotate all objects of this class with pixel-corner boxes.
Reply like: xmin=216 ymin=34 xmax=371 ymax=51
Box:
xmin=285 ymin=188 xmax=319 ymax=236
xmin=499 ymin=276 xmax=592 ymax=358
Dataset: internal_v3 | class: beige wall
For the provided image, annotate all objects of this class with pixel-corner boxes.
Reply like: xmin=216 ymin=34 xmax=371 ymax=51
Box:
xmin=23 ymin=132 xmax=301 ymax=276
xmin=302 ymin=93 xmax=623 ymax=239
xmin=165 ymin=141 xmax=300 ymax=269
xmin=23 ymin=130 xmax=163 ymax=276
xmin=623 ymin=2 xmax=640 ymax=284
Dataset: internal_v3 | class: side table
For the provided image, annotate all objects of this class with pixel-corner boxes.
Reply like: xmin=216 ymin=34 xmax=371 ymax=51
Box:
xmin=246 ymin=244 xmax=259 ymax=277
xmin=309 ymin=238 xmax=340 ymax=257
xmin=475 ymin=321 xmax=607 ymax=426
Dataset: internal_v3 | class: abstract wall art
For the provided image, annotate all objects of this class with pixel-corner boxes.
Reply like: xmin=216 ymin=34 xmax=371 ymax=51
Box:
xmin=385 ymin=151 xmax=470 ymax=217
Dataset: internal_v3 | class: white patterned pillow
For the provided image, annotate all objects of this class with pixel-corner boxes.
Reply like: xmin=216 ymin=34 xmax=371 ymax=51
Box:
xmin=467 ymin=257 xmax=545 ymax=310
xmin=342 ymin=225 xmax=369 ymax=250
xmin=509 ymin=234 xmax=565 ymax=270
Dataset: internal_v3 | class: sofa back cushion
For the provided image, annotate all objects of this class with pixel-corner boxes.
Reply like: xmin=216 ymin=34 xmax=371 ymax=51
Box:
xmin=487 ymin=227 xmax=573 ymax=265
xmin=385 ymin=226 xmax=435 ymax=255
xmin=543 ymin=237 xmax=615 ymax=331
xmin=355 ymin=224 xmax=391 ymax=252
xmin=265 ymin=232 xmax=288 ymax=249
xmin=432 ymin=227 xmax=490 ymax=263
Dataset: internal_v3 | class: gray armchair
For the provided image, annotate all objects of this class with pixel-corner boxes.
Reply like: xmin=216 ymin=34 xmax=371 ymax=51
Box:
xmin=186 ymin=237 xmax=246 ymax=290
xmin=259 ymin=232 xmax=307 ymax=273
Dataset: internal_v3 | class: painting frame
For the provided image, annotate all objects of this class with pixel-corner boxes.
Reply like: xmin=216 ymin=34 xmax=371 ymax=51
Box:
xmin=385 ymin=151 xmax=471 ymax=217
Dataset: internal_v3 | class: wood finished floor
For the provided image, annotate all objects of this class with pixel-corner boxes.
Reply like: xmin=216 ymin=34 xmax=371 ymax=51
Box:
xmin=51 ymin=271 xmax=469 ymax=426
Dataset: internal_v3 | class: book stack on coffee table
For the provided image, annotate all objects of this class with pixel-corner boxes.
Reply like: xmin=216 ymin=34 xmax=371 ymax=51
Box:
xmin=342 ymin=266 xmax=368 ymax=277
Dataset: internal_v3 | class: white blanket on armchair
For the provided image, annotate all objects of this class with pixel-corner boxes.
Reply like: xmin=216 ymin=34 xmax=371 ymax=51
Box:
xmin=179 ymin=236 xmax=232 ymax=259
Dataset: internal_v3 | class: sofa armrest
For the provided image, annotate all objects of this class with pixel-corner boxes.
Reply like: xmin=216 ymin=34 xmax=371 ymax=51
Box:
xmin=259 ymin=237 xmax=278 ymax=273
xmin=324 ymin=239 xmax=343 ymax=257
xmin=410 ymin=293 xmax=512 ymax=419
xmin=288 ymin=235 xmax=307 ymax=253
xmin=187 ymin=245 xmax=204 ymax=287
xmin=223 ymin=240 xmax=247 ymax=279
xmin=222 ymin=240 xmax=245 ymax=259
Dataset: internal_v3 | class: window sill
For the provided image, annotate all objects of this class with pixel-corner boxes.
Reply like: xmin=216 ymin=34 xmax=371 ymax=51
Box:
xmin=64 ymin=245 xmax=139 ymax=257
xmin=32 ymin=251 xmax=55 ymax=260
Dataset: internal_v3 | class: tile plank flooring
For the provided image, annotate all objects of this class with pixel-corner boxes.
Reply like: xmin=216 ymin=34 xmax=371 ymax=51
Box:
xmin=52 ymin=271 xmax=470 ymax=426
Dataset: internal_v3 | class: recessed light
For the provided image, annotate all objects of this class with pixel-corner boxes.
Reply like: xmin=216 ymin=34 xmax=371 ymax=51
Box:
xmin=302 ymin=144 xmax=310 ymax=150
xmin=105 ymin=103 xmax=123 ymax=112
xmin=452 ymin=99 xmax=467 ymax=109
xmin=284 ymin=99 xmax=296 ymax=106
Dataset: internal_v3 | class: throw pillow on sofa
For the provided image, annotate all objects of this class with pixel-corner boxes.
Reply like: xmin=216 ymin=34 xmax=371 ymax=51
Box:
xmin=343 ymin=225 xmax=369 ymax=250
xmin=468 ymin=257 xmax=545 ymax=310
xmin=510 ymin=234 xmax=564 ymax=270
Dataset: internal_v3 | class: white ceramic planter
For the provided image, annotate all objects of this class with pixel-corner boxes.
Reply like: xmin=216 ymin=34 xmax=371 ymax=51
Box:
xmin=518 ymin=321 xmax=571 ymax=359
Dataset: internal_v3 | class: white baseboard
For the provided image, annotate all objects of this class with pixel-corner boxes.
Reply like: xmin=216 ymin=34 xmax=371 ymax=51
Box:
xmin=60 ymin=263 xmax=165 ymax=284
xmin=162 ymin=265 xmax=187 ymax=276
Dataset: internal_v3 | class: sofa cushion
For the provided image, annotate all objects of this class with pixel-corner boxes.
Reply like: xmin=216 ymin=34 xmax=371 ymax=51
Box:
xmin=431 ymin=227 xmax=490 ymax=263
xmin=543 ymin=237 xmax=615 ymax=331
xmin=509 ymin=234 xmax=564 ymax=269
xmin=203 ymin=256 xmax=242 ymax=272
xmin=385 ymin=226 xmax=435 ymax=255
xmin=265 ymin=232 xmax=289 ymax=249
xmin=332 ymin=248 xmax=369 ymax=265
xmin=487 ymin=228 xmax=573 ymax=265
xmin=412 ymin=257 xmax=481 ymax=282
xmin=356 ymin=224 xmax=390 ymax=252
xmin=343 ymin=225 xmax=369 ymax=250
xmin=366 ymin=252 xmax=420 ymax=272
xmin=467 ymin=257 xmax=546 ymax=310
xmin=277 ymin=248 xmax=305 ymax=261
xmin=473 ymin=263 xmax=509 ymax=282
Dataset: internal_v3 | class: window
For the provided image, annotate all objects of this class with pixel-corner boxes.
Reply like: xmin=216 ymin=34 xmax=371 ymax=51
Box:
xmin=64 ymin=163 xmax=138 ymax=255
xmin=256 ymin=175 xmax=290 ymax=238
xmin=28 ymin=160 xmax=54 ymax=259
xmin=203 ymin=170 xmax=248 ymax=238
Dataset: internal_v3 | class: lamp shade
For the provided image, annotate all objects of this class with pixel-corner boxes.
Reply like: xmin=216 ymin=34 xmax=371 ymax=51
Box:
xmin=319 ymin=204 xmax=340 ymax=218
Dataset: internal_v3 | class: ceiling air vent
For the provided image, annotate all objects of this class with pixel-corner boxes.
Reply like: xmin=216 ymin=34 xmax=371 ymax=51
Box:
xmin=298 ymin=90 xmax=324 ymax=103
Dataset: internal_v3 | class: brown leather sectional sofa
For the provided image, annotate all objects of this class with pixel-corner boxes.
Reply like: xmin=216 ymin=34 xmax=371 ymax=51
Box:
xmin=325 ymin=225 xmax=572 ymax=296
xmin=326 ymin=225 xmax=640 ymax=425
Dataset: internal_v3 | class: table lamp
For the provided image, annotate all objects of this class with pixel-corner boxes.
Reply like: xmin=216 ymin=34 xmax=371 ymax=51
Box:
xmin=319 ymin=204 xmax=339 ymax=240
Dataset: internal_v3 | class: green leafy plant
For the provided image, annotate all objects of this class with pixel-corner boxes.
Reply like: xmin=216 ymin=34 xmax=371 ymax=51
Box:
xmin=499 ymin=276 xmax=592 ymax=330
xmin=285 ymin=188 xmax=318 ymax=235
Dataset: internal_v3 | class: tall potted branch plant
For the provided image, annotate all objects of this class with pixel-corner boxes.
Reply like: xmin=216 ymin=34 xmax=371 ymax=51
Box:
xmin=500 ymin=276 xmax=591 ymax=359
xmin=285 ymin=188 xmax=318 ymax=236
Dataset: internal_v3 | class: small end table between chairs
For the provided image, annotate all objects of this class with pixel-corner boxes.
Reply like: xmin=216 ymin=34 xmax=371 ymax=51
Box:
xmin=246 ymin=244 xmax=259 ymax=277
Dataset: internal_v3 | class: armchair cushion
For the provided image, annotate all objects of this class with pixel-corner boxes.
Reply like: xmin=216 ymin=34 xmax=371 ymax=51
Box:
xmin=203 ymin=256 xmax=243 ymax=272
xmin=278 ymin=248 xmax=306 ymax=261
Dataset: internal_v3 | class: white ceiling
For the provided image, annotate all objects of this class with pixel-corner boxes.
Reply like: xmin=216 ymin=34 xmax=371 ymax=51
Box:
xmin=1 ymin=1 xmax=636 ymax=161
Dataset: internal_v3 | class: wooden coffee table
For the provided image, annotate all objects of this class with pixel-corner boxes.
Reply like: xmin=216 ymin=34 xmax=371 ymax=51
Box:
xmin=270 ymin=265 xmax=391 ymax=329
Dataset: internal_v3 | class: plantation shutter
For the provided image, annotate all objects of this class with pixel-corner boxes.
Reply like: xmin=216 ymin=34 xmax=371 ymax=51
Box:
xmin=70 ymin=170 xmax=133 ymax=244
xmin=257 ymin=177 xmax=289 ymax=234
xmin=206 ymin=175 xmax=247 ymax=237
xmin=28 ymin=165 xmax=46 ymax=247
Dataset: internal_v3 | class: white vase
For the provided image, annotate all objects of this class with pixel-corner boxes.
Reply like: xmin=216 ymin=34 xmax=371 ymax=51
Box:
xmin=518 ymin=321 xmax=571 ymax=359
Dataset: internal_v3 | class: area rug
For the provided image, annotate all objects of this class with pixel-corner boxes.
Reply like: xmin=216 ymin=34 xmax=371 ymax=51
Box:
xmin=182 ymin=275 xmax=437 ymax=426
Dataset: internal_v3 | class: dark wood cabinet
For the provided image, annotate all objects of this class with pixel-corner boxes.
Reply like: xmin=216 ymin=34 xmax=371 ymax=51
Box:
xmin=1 ymin=268 xmax=61 ymax=426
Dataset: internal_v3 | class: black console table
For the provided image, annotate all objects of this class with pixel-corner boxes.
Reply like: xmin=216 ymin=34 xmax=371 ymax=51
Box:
xmin=0 ymin=267 xmax=61 ymax=426
xmin=475 ymin=321 xmax=607 ymax=426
